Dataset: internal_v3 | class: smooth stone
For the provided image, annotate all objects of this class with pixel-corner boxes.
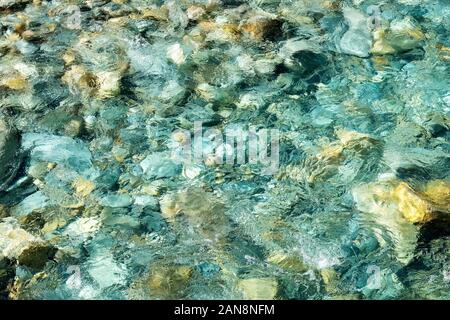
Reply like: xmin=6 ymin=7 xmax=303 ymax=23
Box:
xmin=140 ymin=153 xmax=181 ymax=179
xmin=17 ymin=243 xmax=57 ymax=270
xmin=339 ymin=8 xmax=372 ymax=58
xmin=238 ymin=278 xmax=278 ymax=300
xmin=129 ymin=263 xmax=192 ymax=299
xmin=133 ymin=195 xmax=159 ymax=209
xmin=63 ymin=217 xmax=101 ymax=242
xmin=87 ymin=251 xmax=127 ymax=289
xmin=22 ymin=133 xmax=94 ymax=175
xmin=0 ymin=218 xmax=57 ymax=269
xmin=11 ymin=191 xmax=49 ymax=217
xmin=100 ymin=194 xmax=132 ymax=208
xmin=352 ymin=180 xmax=420 ymax=264
xmin=0 ymin=218 xmax=39 ymax=259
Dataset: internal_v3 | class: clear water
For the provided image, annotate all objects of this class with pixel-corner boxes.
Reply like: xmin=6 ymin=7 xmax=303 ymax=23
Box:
xmin=0 ymin=0 xmax=449 ymax=300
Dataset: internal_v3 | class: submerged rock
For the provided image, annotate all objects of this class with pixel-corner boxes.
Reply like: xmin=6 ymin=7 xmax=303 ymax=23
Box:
xmin=353 ymin=177 xmax=450 ymax=264
xmin=240 ymin=13 xmax=283 ymax=42
xmin=17 ymin=243 xmax=57 ymax=270
xmin=158 ymin=187 xmax=232 ymax=245
xmin=0 ymin=218 xmax=38 ymax=259
xmin=339 ymin=8 xmax=372 ymax=58
xmin=0 ymin=0 xmax=29 ymax=9
xmin=140 ymin=153 xmax=181 ymax=179
xmin=100 ymin=193 xmax=132 ymax=208
xmin=237 ymin=278 xmax=278 ymax=300
xmin=0 ymin=0 xmax=447 ymax=300
xmin=0 ymin=119 xmax=21 ymax=191
xmin=372 ymin=17 xmax=425 ymax=55
xmin=87 ymin=251 xmax=127 ymax=290
xmin=11 ymin=191 xmax=49 ymax=217
xmin=129 ymin=262 xmax=193 ymax=299
xmin=0 ymin=218 xmax=54 ymax=271
xmin=22 ymin=133 xmax=94 ymax=176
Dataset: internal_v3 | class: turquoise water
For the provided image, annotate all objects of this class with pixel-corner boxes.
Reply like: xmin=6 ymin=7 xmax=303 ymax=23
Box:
xmin=0 ymin=0 xmax=449 ymax=300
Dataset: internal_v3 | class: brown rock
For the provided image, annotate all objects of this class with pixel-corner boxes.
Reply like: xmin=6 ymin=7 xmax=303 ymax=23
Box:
xmin=18 ymin=243 xmax=57 ymax=270
xmin=240 ymin=16 xmax=283 ymax=42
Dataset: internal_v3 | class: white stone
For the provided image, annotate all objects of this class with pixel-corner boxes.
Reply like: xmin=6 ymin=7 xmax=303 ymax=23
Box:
xmin=0 ymin=218 xmax=39 ymax=259
xmin=64 ymin=217 xmax=101 ymax=240
xmin=87 ymin=251 xmax=127 ymax=289
xmin=182 ymin=164 xmax=202 ymax=179
xmin=100 ymin=194 xmax=132 ymax=208
xmin=187 ymin=6 xmax=205 ymax=20
xmin=11 ymin=191 xmax=49 ymax=217
xmin=167 ymin=43 xmax=186 ymax=65
xmin=96 ymin=71 xmax=121 ymax=99
xmin=339 ymin=8 xmax=373 ymax=58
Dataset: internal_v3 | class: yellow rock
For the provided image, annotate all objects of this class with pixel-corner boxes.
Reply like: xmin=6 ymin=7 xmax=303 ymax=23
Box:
xmin=372 ymin=55 xmax=390 ymax=67
xmin=371 ymin=29 xmax=396 ymax=55
xmin=0 ymin=204 xmax=9 ymax=218
xmin=279 ymin=8 xmax=314 ymax=25
xmin=139 ymin=6 xmax=169 ymax=21
xmin=142 ymin=181 xmax=164 ymax=196
xmin=394 ymin=182 xmax=433 ymax=223
xmin=175 ymin=266 xmax=193 ymax=280
xmin=140 ymin=264 xmax=192 ymax=299
xmin=62 ymin=65 xmax=97 ymax=96
xmin=321 ymin=268 xmax=342 ymax=295
xmin=198 ymin=21 xmax=216 ymax=33
xmin=317 ymin=144 xmax=344 ymax=163
xmin=6 ymin=33 xmax=20 ymax=42
xmin=46 ymin=23 xmax=56 ymax=32
xmin=260 ymin=230 xmax=284 ymax=242
xmin=96 ymin=71 xmax=121 ymax=99
xmin=204 ymin=22 xmax=241 ymax=43
xmin=422 ymin=179 xmax=450 ymax=212
xmin=352 ymin=180 xmax=419 ymax=264
xmin=159 ymin=193 xmax=182 ymax=219
xmin=0 ymin=221 xmax=39 ymax=259
xmin=353 ymin=178 xmax=450 ymax=263
xmin=62 ymin=50 xmax=76 ymax=65
xmin=267 ymin=252 xmax=307 ymax=272
xmin=385 ymin=17 xmax=425 ymax=52
xmin=47 ymin=162 xmax=56 ymax=170
xmin=437 ymin=44 xmax=450 ymax=61
xmin=61 ymin=201 xmax=85 ymax=210
xmin=73 ymin=177 xmax=95 ymax=198
xmin=322 ymin=0 xmax=341 ymax=11
xmin=64 ymin=119 xmax=83 ymax=137
xmin=159 ymin=188 xmax=230 ymax=241
xmin=21 ymin=30 xmax=35 ymax=41
xmin=1 ymin=74 xmax=27 ymax=90
xmin=238 ymin=278 xmax=278 ymax=300
xmin=41 ymin=217 xmax=67 ymax=234
xmin=321 ymin=268 xmax=337 ymax=286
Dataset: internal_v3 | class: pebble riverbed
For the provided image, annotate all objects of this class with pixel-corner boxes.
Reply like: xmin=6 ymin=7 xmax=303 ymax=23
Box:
xmin=0 ymin=0 xmax=449 ymax=299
